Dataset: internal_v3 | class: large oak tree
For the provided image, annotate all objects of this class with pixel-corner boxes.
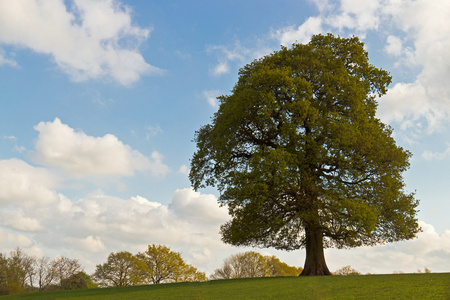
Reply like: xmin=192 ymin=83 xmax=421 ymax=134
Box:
xmin=190 ymin=34 xmax=420 ymax=275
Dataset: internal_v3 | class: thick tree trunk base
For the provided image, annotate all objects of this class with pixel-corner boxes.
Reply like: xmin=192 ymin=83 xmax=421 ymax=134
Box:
xmin=300 ymin=264 xmax=332 ymax=276
xmin=300 ymin=226 xmax=332 ymax=276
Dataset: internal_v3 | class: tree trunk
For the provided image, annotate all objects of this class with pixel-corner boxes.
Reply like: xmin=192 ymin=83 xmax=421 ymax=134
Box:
xmin=300 ymin=226 xmax=332 ymax=276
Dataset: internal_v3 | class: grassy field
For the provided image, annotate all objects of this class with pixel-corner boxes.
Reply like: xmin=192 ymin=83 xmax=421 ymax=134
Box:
xmin=3 ymin=273 xmax=449 ymax=299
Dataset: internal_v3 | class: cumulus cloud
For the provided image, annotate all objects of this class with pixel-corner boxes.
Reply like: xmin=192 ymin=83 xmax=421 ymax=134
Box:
xmin=0 ymin=0 xmax=159 ymax=85
xmin=274 ymin=16 xmax=323 ymax=46
xmin=325 ymin=0 xmax=384 ymax=32
xmin=384 ymin=35 xmax=403 ymax=56
xmin=0 ymin=159 xmax=60 ymax=208
xmin=0 ymin=188 xmax=230 ymax=272
xmin=169 ymin=188 xmax=229 ymax=225
xmin=326 ymin=221 xmax=450 ymax=274
xmin=0 ymin=228 xmax=34 ymax=249
xmin=32 ymin=118 xmax=169 ymax=177
xmin=301 ymin=0 xmax=450 ymax=134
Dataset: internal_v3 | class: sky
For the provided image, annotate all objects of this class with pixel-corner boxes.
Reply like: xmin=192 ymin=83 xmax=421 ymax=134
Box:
xmin=0 ymin=0 xmax=449 ymax=276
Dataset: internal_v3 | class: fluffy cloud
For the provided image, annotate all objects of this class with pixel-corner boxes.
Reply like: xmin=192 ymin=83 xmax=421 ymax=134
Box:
xmin=384 ymin=35 xmax=403 ymax=56
xmin=0 ymin=0 xmax=159 ymax=85
xmin=32 ymin=118 xmax=169 ymax=177
xmin=0 ymin=159 xmax=59 ymax=208
xmin=0 ymin=228 xmax=34 ymax=249
xmin=274 ymin=16 xmax=323 ymax=46
xmin=0 ymin=188 xmax=230 ymax=272
xmin=298 ymin=0 xmax=450 ymax=134
xmin=326 ymin=222 xmax=450 ymax=274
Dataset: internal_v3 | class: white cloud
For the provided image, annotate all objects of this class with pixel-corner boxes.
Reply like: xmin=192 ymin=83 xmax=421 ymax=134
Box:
xmin=0 ymin=209 xmax=43 ymax=232
xmin=326 ymin=221 xmax=450 ymax=274
xmin=384 ymin=35 xmax=403 ymax=56
xmin=280 ymin=0 xmax=450 ymax=135
xmin=32 ymin=118 xmax=169 ymax=177
xmin=325 ymin=0 xmax=383 ymax=32
xmin=0 ymin=188 xmax=230 ymax=272
xmin=178 ymin=164 xmax=189 ymax=175
xmin=207 ymin=42 xmax=249 ymax=76
xmin=169 ymin=188 xmax=229 ymax=226
xmin=422 ymin=143 xmax=450 ymax=161
xmin=0 ymin=228 xmax=34 ymax=249
xmin=0 ymin=0 xmax=159 ymax=85
xmin=0 ymin=54 xmax=17 ymax=67
xmin=65 ymin=235 xmax=107 ymax=253
xmin=206 ymin=41 xmax=272 ymax=77
xmin=202 ymin=89 xmax=220 ymax=107
xmin=274 ymin=16 xmax=322 ymax=46
xmin=0 ymin=159 xmax=59 ymax=208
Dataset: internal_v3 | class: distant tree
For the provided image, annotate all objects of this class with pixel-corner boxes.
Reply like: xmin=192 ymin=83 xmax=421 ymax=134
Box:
xmin=52 ymin=256 xmax=83 ymax=287
xmin=61 ymin=271 xmax=97 ymax=290
xmin=174 ymin=264 xmax=208 ymax=283
xmin=92 ymin=251 xmax=144 ymax=287
xmin=190 ymin=33 xmax=420 ymax=276
xmin=9 ymin=248 xmax=36 ymax=290
xmin=137 ymin=244 xmax=206 ymax=284
xmin=35 ymin=256 xmax=58 ymax=291
xmin=334 ymin=265 xmax=361 ymax=275
xmin=265 ymin=255 xmax=302 ymax=277
xmin=211 ymin=251 xmax=301 ymax=279
xmin=0 ymin=253 xmax=9 ymax=295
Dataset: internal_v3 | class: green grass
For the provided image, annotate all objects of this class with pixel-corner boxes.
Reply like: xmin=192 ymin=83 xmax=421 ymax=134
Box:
xmin=3 ymin=273 xmax=449 ymax=299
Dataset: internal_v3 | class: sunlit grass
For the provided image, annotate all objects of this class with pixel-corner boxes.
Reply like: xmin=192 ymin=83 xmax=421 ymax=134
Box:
xmin=4 ymin=273 xmax=449 ymax=299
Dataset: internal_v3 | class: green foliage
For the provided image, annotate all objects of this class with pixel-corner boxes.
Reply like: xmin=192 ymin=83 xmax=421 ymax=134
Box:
xmin=211 ymin=251 xmax=302 ymax=279
xmin=61 ymin=271 xmax=97 ymax=290
xmin=3 ymin=273 xmax=449 ymax=299
xmin=93 ymin=251 xmax=144 ymax=287
xmin=190 ymin=34 xmax=420 ymax=271
xmin=265 ymin=255 xmax=302 ymax=277
xmin=137 ymin=244 xmax=206 ymax=284
xmin=334 ymin=265 xmax=361 ymax=275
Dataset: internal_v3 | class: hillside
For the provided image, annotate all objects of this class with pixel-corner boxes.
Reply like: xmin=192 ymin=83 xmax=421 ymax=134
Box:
xmin=3 ymin=273 xmax=449 ymax=299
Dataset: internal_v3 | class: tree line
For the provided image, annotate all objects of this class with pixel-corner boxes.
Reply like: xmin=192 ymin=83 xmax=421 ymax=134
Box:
xmin=0 ymin=245 xmax=304 ymax=296
xmin=0 ymin=247 xmax=95 ymax=295
xmin=2 ymin=244 xmax=376 ymax=296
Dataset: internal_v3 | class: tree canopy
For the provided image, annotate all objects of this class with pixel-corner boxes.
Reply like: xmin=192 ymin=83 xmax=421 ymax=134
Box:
xmin=137 ymin=244 xmax=207 ymax=284
xmin=190 ymin=33 xmax=420 ymax=275
xmin=211 ymin=251 xmax=302 ymax=279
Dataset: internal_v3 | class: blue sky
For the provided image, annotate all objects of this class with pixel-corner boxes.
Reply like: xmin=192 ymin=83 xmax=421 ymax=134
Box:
xmin=0 ymin=0 xmax=449 ymax=275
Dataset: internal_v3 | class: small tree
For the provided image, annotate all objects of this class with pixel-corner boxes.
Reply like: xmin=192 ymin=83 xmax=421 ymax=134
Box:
xmin=265 ymin=255 xmax=302 ymax=277
xmin=92 ymin=251 xmax=144 ymax=287
xmin=137 ymin=244 xmax=206 ymax=284
xmin=0 ymin=253 xmax=10 ymax=295
xmin=52 ymin=256 xmax=82 ymax=287
xmin=61 ymin=271 xmax=97 ymax=290
xmin=211 ymin=251 xmax=301 ymax=279
xmin=35 ymin=256 xmax=57 ymax=292
xmin=9 ymin=248 xmax=36 ymax=290
xmin=334 ymin=265 xmax=361 ymax=275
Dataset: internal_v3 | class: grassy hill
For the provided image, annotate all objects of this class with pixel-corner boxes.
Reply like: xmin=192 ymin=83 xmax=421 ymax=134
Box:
xmin=3 ymin=273 xmax=449 ymax=299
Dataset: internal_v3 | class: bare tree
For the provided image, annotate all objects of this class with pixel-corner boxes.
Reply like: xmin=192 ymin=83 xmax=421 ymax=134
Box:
xmin=211 ymin=251 xmax=302 ymax=279
xmin=51 ymin=256 xmax=82 ymax=286
xmin=35 ymin=256 xmax=58 ymax=291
